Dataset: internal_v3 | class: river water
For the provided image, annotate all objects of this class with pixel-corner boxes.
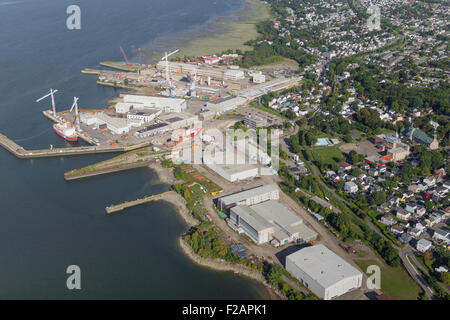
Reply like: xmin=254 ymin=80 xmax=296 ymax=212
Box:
xmin=0 ymin=0 xmax=268 ymax=299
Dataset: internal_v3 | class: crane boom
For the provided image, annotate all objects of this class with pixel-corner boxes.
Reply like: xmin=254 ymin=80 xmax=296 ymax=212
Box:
xmin=162 ymin=49 xmax=180 ymax=95
xmin=36 ymin=88 xmax=58 ymax=115
xmin=70 ymin=96 xmax=80 ymax=131
xmin=120 ymin=46 xmax=132 ymax=66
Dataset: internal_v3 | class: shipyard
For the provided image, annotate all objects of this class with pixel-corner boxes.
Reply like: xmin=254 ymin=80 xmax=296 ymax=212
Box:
xmin=2 ymin=0 xmax=449 ymax=306
xmin=1 ymin=48 xmax=299 ymax=160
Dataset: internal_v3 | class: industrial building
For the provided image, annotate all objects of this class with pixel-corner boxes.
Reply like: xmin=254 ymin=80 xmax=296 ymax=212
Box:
xmin=207 ymin=163 xmax=259 ymax=183
xmin=217 ymin=184 xmax=279 ymax=212
xmin=199 ymin=77 xmax=301 ymax=119
xmin=234 ymin=139 xmax=272 ymax=166
xmin=120 ymin=95 xmax=187 ymax=113
xmin=203 ymin=142 xmax=265 ymax=182
xmin=156 ymin=61 xmax=245 ymax=81
xmin=200 ymin=96 xmax=248 ymax=119
xmin=126 ymin=109 xmax=160 ymax=124
xmin=248 ymin=70 xmax=266 ymax=84
xmin=229 ymin=201 xmax=317 ymax=245
xmin=286 ymin=245 xmax=363 ymax=300
xmin=92 ymin=113 xmax=131 ymax=135
xmin=230 ymin=205 xmax=274 ymax=244
xmin=134 ymin=122 xmax=170 ymax=138
xmin=244 ymin=114 xmax=266 ymax=129
xmin=159 ymin=112 xmax=199 ymax=129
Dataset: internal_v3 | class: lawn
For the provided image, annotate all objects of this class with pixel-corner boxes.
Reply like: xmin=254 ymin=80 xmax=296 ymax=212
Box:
xmin=355 ymin=259 xmax=422 ymax=300
xmin=100 ymin=61 xmax=140 ymax=72
xmin=311 ymin=146 xmax=346 ymax=166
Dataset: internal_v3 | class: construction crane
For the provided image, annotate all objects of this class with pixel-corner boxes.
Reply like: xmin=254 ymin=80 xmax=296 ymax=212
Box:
xmin=120 ymin=46 xmax=132 ymax=66
xmin=161 ymin=49 xmax=180 ymax=94
xmin=70 ymin=96 xmax=80 ymax=131
xmin=36 ymin=88 xmax=58 ymax=116
xmin=190 ymin=70 xmax=197 ymax=97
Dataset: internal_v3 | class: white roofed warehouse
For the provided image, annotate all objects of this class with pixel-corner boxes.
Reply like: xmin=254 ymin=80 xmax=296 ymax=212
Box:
xmin=217 ymin=184 xmax=279 ymax=212
xmin=229 ymin=200 xmax=317 ymax=246
xmin=286 ymin=245 xmax=363 ymax=300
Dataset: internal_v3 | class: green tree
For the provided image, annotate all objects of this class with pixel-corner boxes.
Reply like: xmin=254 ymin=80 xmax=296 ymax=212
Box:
xmin=440 ymin=272 xmax=450 ymax=285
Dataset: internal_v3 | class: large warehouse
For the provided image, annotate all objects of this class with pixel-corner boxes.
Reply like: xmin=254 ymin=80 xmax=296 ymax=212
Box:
xmin=286 ymin=245 xmax=363 ymax=300
xmin=217 ymin=184 xmax=279 ymax=211
xmin=229 ymin=200 xmax=317 ymax=245
xmin=159 ymin=112 xmax=199 ymax=129
xmin=121 ymin=95 xmax=187 ymax=113
xmin=207 ymin=163 xmax=259 ymax=183
xmin=204 ymin=149 xmax=260 ymax=183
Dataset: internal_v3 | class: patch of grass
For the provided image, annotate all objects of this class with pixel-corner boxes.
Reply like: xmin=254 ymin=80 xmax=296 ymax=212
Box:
xmin=355 ymin=259 xmax=421 ymax=300
xmin=311 ymin=146 xmax=345 ymax=166
xmin=100 ymin=61 xmax=140 ymax=72
xmin=358 ymin=250 xmax=369 ymax=258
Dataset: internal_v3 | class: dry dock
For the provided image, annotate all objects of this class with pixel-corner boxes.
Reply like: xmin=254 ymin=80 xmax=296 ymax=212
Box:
xmin=105 ymin=191 xmax=173 ymax=214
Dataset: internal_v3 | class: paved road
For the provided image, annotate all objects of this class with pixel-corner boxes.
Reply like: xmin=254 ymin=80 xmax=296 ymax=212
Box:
xmin=400 ymin=247 xmax=435 ymax=299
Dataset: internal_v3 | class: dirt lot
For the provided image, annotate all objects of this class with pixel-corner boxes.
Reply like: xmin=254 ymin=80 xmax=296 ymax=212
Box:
xmin=340 ymin=140 xmax=379 ymax=157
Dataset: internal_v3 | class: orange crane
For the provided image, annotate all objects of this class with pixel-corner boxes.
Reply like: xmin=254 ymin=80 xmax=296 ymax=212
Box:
xmin=120 ymin=46 xmax=132 ymax=66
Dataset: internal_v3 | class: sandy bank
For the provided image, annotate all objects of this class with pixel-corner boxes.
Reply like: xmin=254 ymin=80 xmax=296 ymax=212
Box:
xmin=148 ymin=162 xmax=177 ymax=186
xmin=160 ymin=191 xmax=200 ymax=228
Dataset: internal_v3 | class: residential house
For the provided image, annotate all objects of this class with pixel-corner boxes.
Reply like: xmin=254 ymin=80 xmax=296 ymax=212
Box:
xmin=433 ymin=229 xmax=450 ymax=244
xmin=423 ymin=176 xmax=437 ymax=188
xmin=380 ymin=214 xmax=396 ymax=226
xmin=408 ymin=228 xmax=423 ymax=239
xmin=339 ymin=162 xmax=352 ymax=171
xmin=416 ymin=238 xmax=432 ymax=253
xmin=405 ymin=203 xmax=417 ymax=214
xmin=391 ymin=225 xmax=404 ymax=235
xmin=399 ymin=233 xmax=413 ymax=244
xmin=396 ymin=208 xmax=411 ymax=220
xmin=435 ymin=266 xmax=448 ymax=273
xmin=344 ymin=181 xmax=358 ymax=193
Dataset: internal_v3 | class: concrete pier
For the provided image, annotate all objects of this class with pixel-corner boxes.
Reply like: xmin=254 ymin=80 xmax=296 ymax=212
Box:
xmin=0 ymin=133 xmax=150 ymax=159
xmin=105 ymin=191 xmax=173 ymax=214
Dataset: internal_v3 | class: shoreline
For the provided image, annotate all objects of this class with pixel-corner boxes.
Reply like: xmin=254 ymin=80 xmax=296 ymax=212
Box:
xmin=175 ymin=0 xmax=271 ymax=57
xmin=178 ymin=237 xmax=285 ymax=300
xmin=147 ymin=162 xmax=284 ymax=300
xmin=143 ymin=0 xmax=271 ymax=62
xmin=148 ymin=162 xmax=177 ymax=186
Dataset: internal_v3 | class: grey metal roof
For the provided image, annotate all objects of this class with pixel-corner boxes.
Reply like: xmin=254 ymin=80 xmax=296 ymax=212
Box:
xmin=286 ymin=245 xmax=362 ymax=288
xmin=230 ymin=206 xmax=273 ymax=232
xmin=251 ymin=201 xmax=302 ymax=228
xmin=219 ymin=184 xmax=278 ymax=206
